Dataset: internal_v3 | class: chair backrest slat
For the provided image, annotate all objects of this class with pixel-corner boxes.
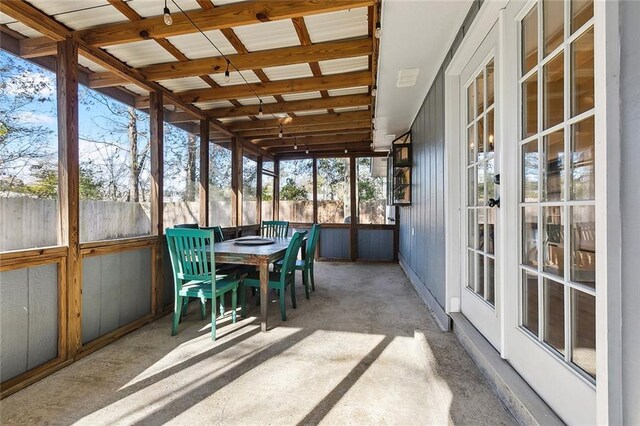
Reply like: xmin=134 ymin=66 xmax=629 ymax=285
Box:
xmin=305 ymin=224 xmax=321 ymax=266
xmin=261 ymin=221 xmax=289 ymax=238
xmin=280 ymin=231 xmax=306 ymax=284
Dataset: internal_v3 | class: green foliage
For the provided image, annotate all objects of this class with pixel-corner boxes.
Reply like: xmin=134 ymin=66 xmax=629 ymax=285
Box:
xmin=280 ymin=178 xmax=309 ymax=201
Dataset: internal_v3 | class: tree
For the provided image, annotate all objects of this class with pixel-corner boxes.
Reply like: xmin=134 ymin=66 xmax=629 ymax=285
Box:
xmin=356 ymin=157 xmax=385 ymax=202
xmin=280 ymin=178 xmax=309 ymax=201
xmin=9 ymin=162 xmax=103 ymax=199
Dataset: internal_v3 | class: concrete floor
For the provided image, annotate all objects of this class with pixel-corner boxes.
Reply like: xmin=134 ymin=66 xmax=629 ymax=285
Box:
xmin=1 ymin=262 xmax=515 ymax=425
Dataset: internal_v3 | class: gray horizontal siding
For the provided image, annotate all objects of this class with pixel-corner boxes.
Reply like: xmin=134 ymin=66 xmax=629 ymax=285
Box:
xmin=357 ymin=229 xmax=394 ymax=261
xmin=0 ymin=263 xmax=58 ymax=382
xmin=82 ymin=248 xmax=152 ymax=344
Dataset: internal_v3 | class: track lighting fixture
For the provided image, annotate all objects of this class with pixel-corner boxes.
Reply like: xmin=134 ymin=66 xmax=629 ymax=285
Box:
xmin=163 ymin=0 xmax=173 ymax=26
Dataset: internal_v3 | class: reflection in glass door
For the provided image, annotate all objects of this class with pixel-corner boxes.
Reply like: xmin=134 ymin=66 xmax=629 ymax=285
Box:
xmin=518 ymin=0 xmax=596 ymax=381
xmin=466 ymin=59 xmax=497 ymax=307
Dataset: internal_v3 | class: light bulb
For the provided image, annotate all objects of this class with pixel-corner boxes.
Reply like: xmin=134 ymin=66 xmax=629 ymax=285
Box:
xmin=345 ymin=148 xmax=348 ymax=154
xmin=294 ymin=144 xmax=298 ymax=150
xmin=278 ymin=128 xmax=283 ymax=138
xmin=306 ymin=149 xmax=309 ymax=154
xmin=163 ymin=6 xmax=173 ymax=26
xmin=258 ymin=101 xmax=263 ymax=117
xmin=224 ymin=60 xmax=230 ymax=83
xmin=374 ymin=23 xmax=381 ymax=39
xmin=371 ymin=87 xmax=377 ymax=97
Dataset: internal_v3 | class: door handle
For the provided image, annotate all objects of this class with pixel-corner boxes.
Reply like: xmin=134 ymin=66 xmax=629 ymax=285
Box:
xmin=488 ymin=198 xmax=500 ymax=208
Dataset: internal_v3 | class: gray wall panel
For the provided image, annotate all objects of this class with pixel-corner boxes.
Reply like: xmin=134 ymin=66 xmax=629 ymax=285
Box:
xmin=81 ymin=248 xmax=152 ymax=345
xmin=27 ymin=264 xmax=58 ymax=370
xmin=620 ymin=1 xmax=640 ymax=422
xmin=1 ymin=264 xmax=58 ymax=382
xmin=319 ymin=228 xmax=349 ymax=259
xmin=163 ymin=241 xmax=174 ymax=308
xmin=398 ymin=69 xmax=447 ymax=309
xmin=357 ymin=229 xmax=394 ymax=261
xmin=0 ymin=269 xmax=29 ymax=382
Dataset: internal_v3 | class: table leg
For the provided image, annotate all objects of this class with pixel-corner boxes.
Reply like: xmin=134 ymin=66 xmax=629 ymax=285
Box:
xmin=259 ymin=259 xmax=269 ymax=332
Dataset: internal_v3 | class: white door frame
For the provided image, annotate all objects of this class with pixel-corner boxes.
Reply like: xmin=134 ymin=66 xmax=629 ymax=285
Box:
xmin=443 ymin=0 xmax=622 ymax=423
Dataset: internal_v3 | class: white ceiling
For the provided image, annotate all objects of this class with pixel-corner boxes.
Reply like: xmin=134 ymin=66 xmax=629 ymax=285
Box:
xmin=374 ymin=0 xmax=473 ymax=147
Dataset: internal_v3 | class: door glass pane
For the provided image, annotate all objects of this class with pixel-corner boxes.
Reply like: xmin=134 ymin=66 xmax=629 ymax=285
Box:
xmin=487 ymin=257 xmax=495 ymax=305
xmin=570 ymin=116 xmax=595 ymax=200
xmin=468 ymin=210 xmax=475 ymax=248
xmin=486 ymin=60 xmax=495 ymax=107
xmin=522 ymin=141 xmax=539 ymax=202
xmin=477 ymin=164 xmax=485 ymax=205
xmin=572 ymin=289 xmax=596 ymax=378
xmin=571 ymin=28 xmax=594 ymax=116
xmin=467 ymin=167 xmax=475 ymax=206
xmin=487 ymin=208 xmax=496 ymax=255
xmin=476 ymin=72 xmax=485 ymax=116
xmin=467 ymin=83 xmax=475 ymax=124
xmin=543 ymin=130 xmax=564 ymax=201
xmin=543 ymin=278 xmax=565 ymax=354
xmin=522 ymin=206 xmax=539 ymax=267
xmin=571 ymin=206 xmax=595 ymax=288
xmin=571 ymin=0 xmax=593 ymax=34
xmin=476 ymin=120 xmax=485 ymax=161
xmin=522 ymin=5 xmax=538 ymax=74
xmin=477 ymin=209 xmax=485 ymax=251
xmin=467 ymin=250 xmax=475 ymax=289
xmin=486 ymin=158 xmax=495 ymax=200
xmin=467 ymin=126 xmax=475 ymax=165
xmin=543 ymin=0 xmax=564 ymax=55
xmin=543 ymin=206 xmax=564 ymax=277
xmin=477 ymin=254 xmax=485 ymax=297
xmin=522 ymin=73 xmax=538 ymax=138
xmin=522 ymin=270 xmax=539 ymax=336
xmin=544 ymin=52 xmax=564 ymax=130
xmin=487 ymin=109 xmax=495 ymax=154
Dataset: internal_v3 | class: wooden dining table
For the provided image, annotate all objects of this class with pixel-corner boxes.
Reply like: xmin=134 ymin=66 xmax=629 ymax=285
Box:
xmin=212 ymin=237 xmax=304 ymax=332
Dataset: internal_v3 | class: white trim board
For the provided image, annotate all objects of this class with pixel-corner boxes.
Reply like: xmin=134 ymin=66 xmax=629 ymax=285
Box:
xmin=399 ymin=254 xmax=451 ymax=331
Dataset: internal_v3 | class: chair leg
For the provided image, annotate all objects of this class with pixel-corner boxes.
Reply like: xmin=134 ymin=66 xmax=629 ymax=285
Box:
xmin=200 ymin=296 xmax=207 ymax=320
xmin=302 ymin=268 xmax=310 ymax=299
xmin=211 ymin=295 xmax=217 ymax=341
xmin=180 ymin=297 xmax=189 ymax=322
xmin=172 ymin=296 xmax=183 ymax=336
xmin=310 ymin=266 xmax=316 ymax=292
xmin=219 ymin=295 xmax=225 ymax=317
xmin=231 ymin=288 xmax=237 ymax=324
xmin=291 ymin=280 xmax=297 ymax=309
xmin=279 ymin=288 xmax=287 ymax=321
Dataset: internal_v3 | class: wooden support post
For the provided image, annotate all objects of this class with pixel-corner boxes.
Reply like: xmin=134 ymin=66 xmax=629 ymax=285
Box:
xmin=274 ymin=160 xmax=280 ymax=221
xmin=149 ymin=91 xmax=164 ymax=315
xmin=349 ymin=156 xmax=358 ymax=262
xmin=57 ymin=38 xmax=80 ymax=358
xmin=312 ymin=158 xmax=318 ymax=224
xmin=231 ymin=137 xmax=243 ymax=234
xmin=257 ymin=156 xmax=263 ymax=226
xmin=199 ymin=119 xmax=210 ymax=226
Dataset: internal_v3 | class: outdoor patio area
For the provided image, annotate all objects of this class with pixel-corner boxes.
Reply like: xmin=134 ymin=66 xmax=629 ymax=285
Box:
xmin=0 ymin=262 xmax=513 ymax=425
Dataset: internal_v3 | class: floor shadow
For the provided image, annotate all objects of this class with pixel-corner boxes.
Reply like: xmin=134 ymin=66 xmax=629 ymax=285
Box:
xmin=296 ymin=335 xmax=393 ymax=426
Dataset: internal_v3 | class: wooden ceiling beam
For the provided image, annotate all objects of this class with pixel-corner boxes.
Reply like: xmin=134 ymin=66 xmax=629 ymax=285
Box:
xmin=258 ymin=133 xmax=371 ymax=148
xmin=88 ymin=38 xmax=372 ymax=88
xmin=72 ymin=0 xmax=374 ymax=47
xmin=189 ymin=94 xmax=369 ymax=121
xmin=228 ymin=111 xmax=370 ymax=131
xmin=247 ymin=128 xmax=371 ymax=141
xmin=238 ymin=121 xmax=372 ymax=138
xmin=173 ymin=71 xmax=372 ymax=104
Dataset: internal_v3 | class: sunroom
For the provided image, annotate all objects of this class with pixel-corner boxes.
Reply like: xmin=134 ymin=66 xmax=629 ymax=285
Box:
xmin=0 ymin=0 xmax=638 ymax=425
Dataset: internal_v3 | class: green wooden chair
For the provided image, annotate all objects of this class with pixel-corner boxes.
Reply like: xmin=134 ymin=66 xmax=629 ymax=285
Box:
xmin=274 ymin=224 xmax=321 ymax=299
xmin=199 ymin=225 xmax=225 ymax=243
xmin=243 ymin=231 xmax=307 ymax=321
xmin=261 ymin=220 xmax=289 ymax=238
xmin=166 ymin=228 xmax=245 ymax=340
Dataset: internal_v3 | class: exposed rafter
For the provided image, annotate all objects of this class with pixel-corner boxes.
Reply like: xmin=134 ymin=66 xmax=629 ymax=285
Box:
xmin=228 ymin=111 xmax=370 ymax=131
xmin=258 ymin=133 xmax=371 ymax=148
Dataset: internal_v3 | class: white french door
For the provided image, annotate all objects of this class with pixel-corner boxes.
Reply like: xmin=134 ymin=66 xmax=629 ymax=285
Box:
xmin=459 ymin=21 xmax=501 ymax=350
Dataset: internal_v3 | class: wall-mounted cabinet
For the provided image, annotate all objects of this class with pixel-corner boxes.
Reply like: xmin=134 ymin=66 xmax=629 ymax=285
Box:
xmin=387 ymin=132 xmax=412 ymax=206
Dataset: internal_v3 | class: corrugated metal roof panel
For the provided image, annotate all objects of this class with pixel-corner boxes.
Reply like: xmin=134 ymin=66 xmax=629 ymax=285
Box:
xmin=5 ymin=22 xmax=44 ymax=38
xmin=0 ymin=11 xmax=15 ymax=24
xmin=166 ymin=30 xmax=237 ymax=60
xmin=233 ymin=20 xmax=300 ymax=52
xmin=281 ymin=91 xmax=322 ymax=102
xmin=127 ymin=0 xmax=202 ymax=18
xmin=158 ymin=77 xmax=211 ymax=92
xmin=105 ymin=40 xmax=176 ymax=67
xmin=328 ymin=86 xmax=370 ymax=97
xmin=219 ymin=116 xmax=251 ymax=123
xmin=212 ymin=0 xmax=247 ymax=5
xmin=305 ymin=8 xmax=368 ymax=43
xmin=294 ymin=110 xmax=329 ymax=116
xmin=78 ymin=55 xmax=109 ymax=73
xmin=319 ymin=56 xmax=369 ymax=75
xmin=210 ymin=70 xmax=260 ymax=86
xmin=123 ymin=83 xmax=148 ymax=96
xmin=333 ymin=105 xmax=370 ymax=113
xmin=262 ymin=63 xmax=313 ymax=81
xmin=237 ymin=96 xmax=278 ymax=106
xmin=26 ymin=0 xmax=108 ymax=16
xmin=53 ymin=6 xmax=126 ymax=30
xmin=194 ymin=100 xmax=235 ymax=109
